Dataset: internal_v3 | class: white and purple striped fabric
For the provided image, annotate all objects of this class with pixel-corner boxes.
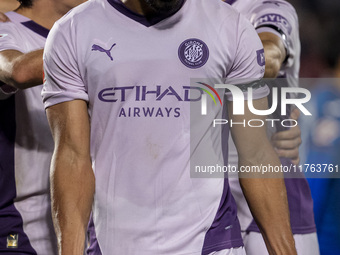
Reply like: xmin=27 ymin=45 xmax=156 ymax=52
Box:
xmin=0 ymin=12 xmax=57 ymax=255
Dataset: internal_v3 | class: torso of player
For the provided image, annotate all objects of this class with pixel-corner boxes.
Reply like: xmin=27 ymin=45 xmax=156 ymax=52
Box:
xmin=82 ymin=1 xmax=237 ymax=253
xmin=64 ymin=0 xmax=261 ymax=180
xmin=0 ymin=12 xmax=57 ymax=254
xmin=45 ymin=0 xmax=264 ymax=253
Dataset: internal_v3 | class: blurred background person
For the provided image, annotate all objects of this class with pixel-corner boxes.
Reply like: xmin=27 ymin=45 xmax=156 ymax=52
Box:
xmin=298 ymin=17 xmax=340 ymax=255
xmin=291 ymin=0 xmax=340 ymax=254
xmin=0 ymin=0 xmax=85 ymax=253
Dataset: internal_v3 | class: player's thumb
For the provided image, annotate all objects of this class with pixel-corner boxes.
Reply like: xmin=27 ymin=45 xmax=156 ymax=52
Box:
xmin=290 ymin=108 xmax=300 ymax=121
xmin=0 ymin=12 xmax=9 ymax=22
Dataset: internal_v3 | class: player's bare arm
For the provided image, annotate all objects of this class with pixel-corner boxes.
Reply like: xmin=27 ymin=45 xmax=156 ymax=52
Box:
xmin=46 ymin=99 xmax=94 ymax=255
xmin=259 ymin=32 xmax=286 ymax=79
xmin=259 ymin=31 xmax=301 ymax=164
xmin=271 ymin=108 xmax=301 ymax=165
xmin=0 ymin=49 xmax=44 ymax=89
xmin=229 ymin=96 xmax=297 ymax=255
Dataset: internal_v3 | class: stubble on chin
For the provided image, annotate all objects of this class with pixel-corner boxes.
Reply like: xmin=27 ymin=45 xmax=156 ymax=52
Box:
xmin=143 ymin=0 xmax=182 ymax=14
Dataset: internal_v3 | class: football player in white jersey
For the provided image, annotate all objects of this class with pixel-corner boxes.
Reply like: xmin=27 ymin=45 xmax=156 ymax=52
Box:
xmin=224 ymin=0 xmax=319 ymax=254
xmin=42 ymin=0 xmax=297 ymax=254
xmin=0 ymin=0 xmax=85 ymax=253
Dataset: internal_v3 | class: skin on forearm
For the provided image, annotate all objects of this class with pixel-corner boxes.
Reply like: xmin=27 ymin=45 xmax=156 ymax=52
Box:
xmin=240 ymin=178 xmax=295 ymax=255
xmin=51 ymin=150 xmax=94 ymax=254
xmin=47 ymin=100 xmax=94 ymax=255
xmin=0 ymin=49 xmax=44 ymax=89
xmin=259 ymin=31 xmax=302 ymax=164
xmin=271 ymin=108 xmax=301 ymax=165
xmin=229 ymin=98 xmax=296 ymax=255
xmin=238 ymin=153 xmax=296 ymax=254
xmin=259 ymin=32 xmax=286 ymax=78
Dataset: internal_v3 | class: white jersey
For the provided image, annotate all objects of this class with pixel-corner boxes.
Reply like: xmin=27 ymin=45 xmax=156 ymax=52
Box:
xmin=42 ymin=0 xmax=268 ymax=254
xmin=0 ymin=12 xmax=57 ymax=254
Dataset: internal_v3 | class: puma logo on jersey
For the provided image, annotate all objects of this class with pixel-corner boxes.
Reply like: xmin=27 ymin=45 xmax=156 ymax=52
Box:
xmin=92 ymin=43 xmax=116 ymax=61
xmin=0 ymin=34 xmax=8 ymax=38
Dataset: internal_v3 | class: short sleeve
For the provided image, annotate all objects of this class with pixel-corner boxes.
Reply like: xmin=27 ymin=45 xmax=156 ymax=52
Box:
xmin=0 ymin=23 xmax=22 ymax=52
xmin=226 ymin=14 xmax=269 ymax=101
xmin=0 ymin=23 xmax=23 ymax=99
xmin=250 ymin=1 xmax=299 ymax=63
xmin=42 ymin=21 xmax=88 ymax=109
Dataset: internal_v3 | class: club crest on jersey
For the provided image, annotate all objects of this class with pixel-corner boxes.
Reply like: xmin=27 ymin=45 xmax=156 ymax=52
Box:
xmin=178 ymin=38 xmax=209 ymax=69
xmin=7 ymin=233 xmax=18 ymax=248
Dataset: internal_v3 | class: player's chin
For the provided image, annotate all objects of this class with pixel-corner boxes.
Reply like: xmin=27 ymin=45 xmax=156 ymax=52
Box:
xmin=145 ymin=0 xmax=182 ymax=14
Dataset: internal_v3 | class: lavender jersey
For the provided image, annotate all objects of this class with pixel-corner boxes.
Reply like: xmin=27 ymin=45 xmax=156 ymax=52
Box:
xmin=0 ymin=12 xmax=57 ymax=254
xmin=42 ymin=0 xmax=268 ymax=254
xmin=225 ymin=0 xmax=316 ymax=235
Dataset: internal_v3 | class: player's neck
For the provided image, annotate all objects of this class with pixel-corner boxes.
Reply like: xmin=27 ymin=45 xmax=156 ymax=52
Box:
xmin=121 ymin=0 xmax=153 ymax=16
xmin=16 ymin=0 xmax=72 ymax=30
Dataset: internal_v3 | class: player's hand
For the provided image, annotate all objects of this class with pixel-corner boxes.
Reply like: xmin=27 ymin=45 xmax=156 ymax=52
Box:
xmin=0 ymin=12 xmax=9 ymax=22
xmin=271 ymin=108 xmax=301 ymax=165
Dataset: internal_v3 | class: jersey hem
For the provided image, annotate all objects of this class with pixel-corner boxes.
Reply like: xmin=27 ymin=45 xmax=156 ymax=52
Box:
xmin=201 ymin=239 xmax=244 ymax=255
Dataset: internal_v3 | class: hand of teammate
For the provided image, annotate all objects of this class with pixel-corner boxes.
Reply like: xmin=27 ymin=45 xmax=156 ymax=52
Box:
xmin=0 ymin=12 xmax=9 ymax=22
xmin=271 ymin=108 xmax=301 ymax=165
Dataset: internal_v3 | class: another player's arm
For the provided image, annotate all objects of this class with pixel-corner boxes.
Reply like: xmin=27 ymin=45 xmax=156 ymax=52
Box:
xmin=259 ymin=30 xmax=301 ymax=164
xmin=0 ymin=49 xmax=44 ymax=89
xmin=259 ymin=32 xmax=286 ymax=78
xmin=229 ymin=97 xmax=297 ymax=255
xmin=46 ymin=99 xmax=94 ymax=255
xmin=271 ymin=108 xmax=301 ymax=164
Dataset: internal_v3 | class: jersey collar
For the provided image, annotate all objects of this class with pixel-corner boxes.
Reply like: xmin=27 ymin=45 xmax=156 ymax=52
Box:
xmin=7 ymin=12 xmax=49 ymax=38
xmin=224 ymin=0 xmax=237 ymax=5
xmin=107 ymin=0 xmax=185 ymax=27
xmin=21 ymin=20 xmax=49 ymax=38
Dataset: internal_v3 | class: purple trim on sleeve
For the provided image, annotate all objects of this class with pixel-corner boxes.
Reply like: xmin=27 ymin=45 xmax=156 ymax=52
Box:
xmin=0 ymin=96 xmax=37 ymax=254
xmin=254 ymin=14 xmax=292 ymax=35
xmin=107 ymin=0 xmax=185 ymax=27
xmin=21 ymin=21 xmax=49 ymax=38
